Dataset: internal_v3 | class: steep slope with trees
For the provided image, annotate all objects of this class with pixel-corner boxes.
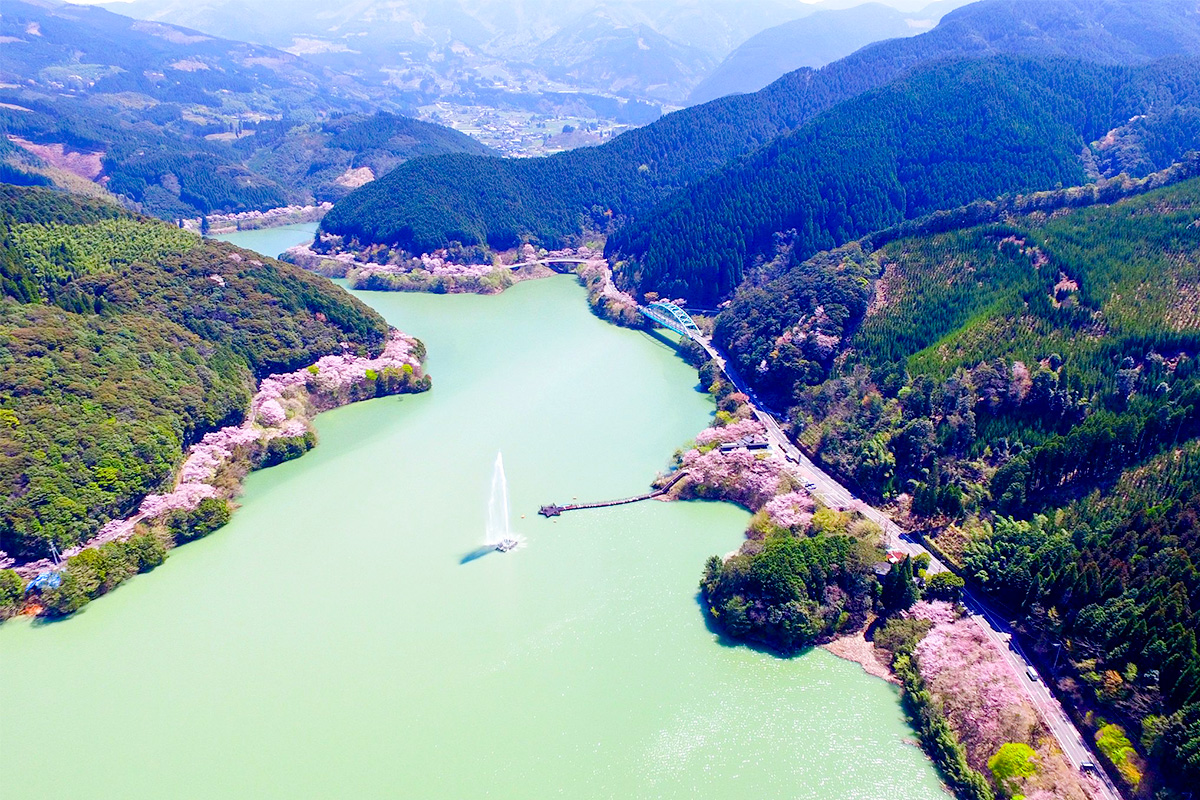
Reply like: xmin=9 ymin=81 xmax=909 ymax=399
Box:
xmin=609 ymin=56 xmax=1200 ymax=304
xmin=0 ymin=186 xmax=390 ymax=562
xmin=321 ymin=0 xmax=1200 ymax=259
xmin=715 ymin=175 xmax=1200 ymax=796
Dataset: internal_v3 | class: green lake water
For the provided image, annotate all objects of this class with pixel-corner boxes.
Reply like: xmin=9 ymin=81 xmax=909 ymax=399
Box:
xmin=0 ymin=227 xmax=949 ymax=799
xmin=212 ymin=222 xmax=319 ymax=259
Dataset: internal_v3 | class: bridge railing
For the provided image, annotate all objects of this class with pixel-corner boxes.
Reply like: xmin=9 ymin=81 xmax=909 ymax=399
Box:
xmin=639 ymin=301 xmax=701 ymax=338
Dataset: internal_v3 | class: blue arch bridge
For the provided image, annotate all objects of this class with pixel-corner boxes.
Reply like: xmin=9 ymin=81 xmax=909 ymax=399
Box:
xmin=638 ymin=301 xmax=702 ymax=340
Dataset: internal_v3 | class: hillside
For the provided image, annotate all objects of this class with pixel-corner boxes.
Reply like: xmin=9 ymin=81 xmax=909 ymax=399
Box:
xmin=0 ymin=1 xmax=489 ymax=218
xmin=608 ymin=55 xmax=1200 ymax=304
xmin=320 ymin=0 xmax=1200 ymax=260
xmin=0 ymin=185 xmax=390 ymax=562
xmin=687 ymin=2 xmax=947 ymax=105
xmin=530 ymin=14 xmax=716 ymax=104
xmin=712 ymin=175 xmax=1200 ymax=795
xmin=240 ymin=113 xmax=492 ymax=204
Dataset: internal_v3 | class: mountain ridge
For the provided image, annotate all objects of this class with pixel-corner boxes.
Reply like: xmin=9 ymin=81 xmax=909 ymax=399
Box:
xmin=707 ymin=172 xmax=1200 ymax=796
xmin=607 ymin=54 xmax=1200 ymax=304
xmin=0 ymin=0 xmax=491 ymax=218
xmin=321 ymin=0 xmax=1200 ymax=262
xmin=687 ymin=1 xmax=959 ymax=105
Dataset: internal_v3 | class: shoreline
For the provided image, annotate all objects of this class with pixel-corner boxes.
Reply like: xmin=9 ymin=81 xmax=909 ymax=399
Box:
xmin=648 ymin=335 xmax=1097 ymax=800
xmin=7 ymin=329 xmax=430 ymax=612
xmin=821 ymin=624 xmax=896 ymax=683
xmin=282 ymin=239 xmax=626 ymax=298
xmin=183 ymin=203 xmax=331 ymax=235
xmin=285 ymin=243 xmax=647 ymax=330
xmin=4 ymin=239 xmax=630 ymax=615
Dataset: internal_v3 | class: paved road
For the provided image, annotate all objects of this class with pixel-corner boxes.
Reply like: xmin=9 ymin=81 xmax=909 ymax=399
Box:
xmin=688 ymin=330 xmax=1121 ymax=800
xmin=962 ymin=595 xmax=1115 ymax=790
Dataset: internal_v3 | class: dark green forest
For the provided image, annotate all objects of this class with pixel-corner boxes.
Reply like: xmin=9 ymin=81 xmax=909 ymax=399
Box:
xmin=716 ymin=179 xmax=1200 ymax=794
xmin=0 ymin=186 xmax=389 ymax=561
xmin=700 ymin=533 xmax=872 ymax=652
xmin=321 ymin=0 xmax=1200 ymax=261
xmin=609 ymin=56 xmax=1200 ymax=305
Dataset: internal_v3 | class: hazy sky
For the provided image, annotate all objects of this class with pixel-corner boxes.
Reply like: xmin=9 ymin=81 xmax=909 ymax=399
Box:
xmin=83 ymin=0 xmax=914 ymax=6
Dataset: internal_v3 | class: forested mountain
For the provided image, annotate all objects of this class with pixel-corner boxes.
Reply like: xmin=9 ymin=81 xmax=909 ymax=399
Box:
xmin=710 ymin=170 xmax=1200 ymax=794
xmin=686 ymin=2 xmax=949 ymax=105
xmin=530 ymin=13 xmax=716 ymax=104
xmin=0 ymin=185 xmax=389 ymax=561
xmin=608 ymin=55 xmax=1200 ymax=304
xmin=321 ymin=0 xmax=1200 ymax=261
xmin=239 ymin=113 xmax=492 ymax=205
xmin=0 ymin=1 xmax=488 ymax=218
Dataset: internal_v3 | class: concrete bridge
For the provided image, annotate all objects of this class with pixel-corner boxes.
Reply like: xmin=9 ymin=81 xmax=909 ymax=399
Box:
xmin=505 ymin=257 xmax=596 ymax=272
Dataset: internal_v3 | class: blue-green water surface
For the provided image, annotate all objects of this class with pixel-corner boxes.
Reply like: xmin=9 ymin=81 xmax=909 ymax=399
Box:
xmin=0 ymin=236 xmax=948 ymax=799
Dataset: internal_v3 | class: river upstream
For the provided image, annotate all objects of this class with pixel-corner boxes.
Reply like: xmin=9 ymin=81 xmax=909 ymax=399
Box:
xmin=0 ymin=227 xmax=948 ymax=799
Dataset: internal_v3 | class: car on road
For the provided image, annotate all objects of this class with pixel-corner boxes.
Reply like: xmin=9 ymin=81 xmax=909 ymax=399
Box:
xmin=1079 ymin=760 xmax=1098 ymax=775
xmin=1026 ymin=666 xmax=1040 ymax=682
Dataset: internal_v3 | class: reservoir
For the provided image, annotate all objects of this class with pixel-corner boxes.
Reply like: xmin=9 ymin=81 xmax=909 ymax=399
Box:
xmin=212 ymin=222 xmax=319 ymax=259
xmin=0 ymin=228 xmax=948 ymax=799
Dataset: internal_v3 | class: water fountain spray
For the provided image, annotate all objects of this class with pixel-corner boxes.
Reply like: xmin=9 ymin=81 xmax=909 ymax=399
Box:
xmin=487 ymin=452 xmax=518 ymax=552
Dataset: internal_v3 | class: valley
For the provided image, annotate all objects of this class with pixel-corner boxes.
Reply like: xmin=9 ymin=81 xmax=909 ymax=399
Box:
xmin=2 ymin=0 xmax=1200 ymax=798
xmin=0 ymin=269 xmax=951 ymax=800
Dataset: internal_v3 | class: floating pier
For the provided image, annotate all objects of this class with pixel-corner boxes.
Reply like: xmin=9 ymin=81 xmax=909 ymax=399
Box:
xmin=539 ymin=471 xmax=689 ymax=517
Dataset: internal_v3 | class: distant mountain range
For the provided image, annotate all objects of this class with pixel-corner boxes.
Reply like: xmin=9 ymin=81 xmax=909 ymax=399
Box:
xmin=0 ymin=0 xmax=490 ymax=218
xmin=321 ymin=0 xmax=1200 ymax=274
xmin=99 ymin=0 xmax=933 ymax=105
xmin=530 ymin=13 xmax=717 ymax=104
xmin=688 ymin=0 xmax=972 ymax=104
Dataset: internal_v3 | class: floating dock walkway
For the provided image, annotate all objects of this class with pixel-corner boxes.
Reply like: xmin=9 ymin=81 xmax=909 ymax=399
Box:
xmin=539 ymin=471 xmax=689 ymax=517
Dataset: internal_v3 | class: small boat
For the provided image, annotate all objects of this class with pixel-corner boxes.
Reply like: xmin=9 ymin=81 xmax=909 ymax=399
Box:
xmin=494 ymin=537 xmax=518 ymax=552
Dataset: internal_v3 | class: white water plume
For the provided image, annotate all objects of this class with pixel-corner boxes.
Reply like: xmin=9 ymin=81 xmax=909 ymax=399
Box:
xmin=485 ymin=451 xmax=511 ymax=546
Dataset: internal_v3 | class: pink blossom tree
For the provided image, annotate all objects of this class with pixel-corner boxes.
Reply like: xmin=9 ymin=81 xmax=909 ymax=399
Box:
xmin=763 ymin=491 xmax=816 ymax=530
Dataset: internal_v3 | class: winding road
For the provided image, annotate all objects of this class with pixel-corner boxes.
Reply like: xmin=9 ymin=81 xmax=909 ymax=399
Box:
xmin=686 ymin=329 xmax=1122 ymax=800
